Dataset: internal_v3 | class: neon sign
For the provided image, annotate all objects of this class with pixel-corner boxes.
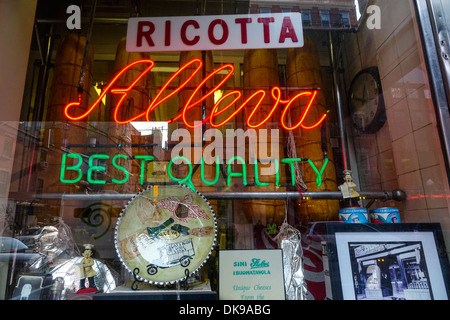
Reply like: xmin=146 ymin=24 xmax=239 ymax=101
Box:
xmin=64 ymin=58 xmax=327 ymax=130
xmin=60 ymin=153 xmax=329 ymax=191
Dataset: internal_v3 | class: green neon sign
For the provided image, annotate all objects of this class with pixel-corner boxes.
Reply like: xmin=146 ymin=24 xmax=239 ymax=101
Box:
xmin=60 ymin=153 xmax=83 ymax=183
xmin=201 ymin=156 xmax=220 ymax=186
xmin=111 ymin=154 xmax=129 ymax=184
xmin=59 ymin=152 xmax=329 ymax=191
xmin=167 ymin=156 xmax=195 ymax=191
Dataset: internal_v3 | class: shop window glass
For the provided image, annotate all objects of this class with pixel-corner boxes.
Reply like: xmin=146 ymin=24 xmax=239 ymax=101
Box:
xmin=1 ymin=0 xmax=450 ymax=302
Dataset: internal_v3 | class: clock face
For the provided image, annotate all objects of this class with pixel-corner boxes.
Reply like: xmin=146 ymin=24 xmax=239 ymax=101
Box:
xmin=348 ymin=68 xmax=385 ymax=133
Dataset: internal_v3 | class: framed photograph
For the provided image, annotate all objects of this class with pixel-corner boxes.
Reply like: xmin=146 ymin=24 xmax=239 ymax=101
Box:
xmin=326 ymin=223 xmax=450 ymax=300
xmin=11 ymin=274 xmax=53 ymax=300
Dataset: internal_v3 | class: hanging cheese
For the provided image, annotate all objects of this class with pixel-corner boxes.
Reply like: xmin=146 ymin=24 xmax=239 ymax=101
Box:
xmin=107 ymin=37 xmax=150 ymax=193
xmin=44 ymin=33 xmax=93 ymax=193
xmin=242 ymin=49 xmax=286 ymax=226
xmin=286 ymin=38 xmax=339 ymax=222
xmin=177 ymin=51 xmax=218 ymax=214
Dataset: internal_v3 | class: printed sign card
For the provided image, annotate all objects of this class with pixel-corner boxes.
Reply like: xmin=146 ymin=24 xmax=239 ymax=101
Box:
xmin=218 ymin=249 xmax=286 ymax=300
xmin=127 ymin=13 xmax=303 ymax=52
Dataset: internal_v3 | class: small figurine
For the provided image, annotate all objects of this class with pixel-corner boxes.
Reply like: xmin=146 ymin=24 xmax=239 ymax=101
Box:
xmin=76 ymin=244 xmax=97 ymax=294
xmin=338 ymin=170 xmax=360 ymax=207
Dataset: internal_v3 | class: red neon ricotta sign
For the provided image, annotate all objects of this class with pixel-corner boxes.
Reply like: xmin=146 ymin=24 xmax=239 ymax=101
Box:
xmin=64 ymin=58 xmax=327 ymax=130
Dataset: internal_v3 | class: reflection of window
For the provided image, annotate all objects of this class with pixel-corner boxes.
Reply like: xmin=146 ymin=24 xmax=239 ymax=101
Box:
xmin=302 ymin=11 xmax=311 ymax=27
xmin=341 ymin=12 xmax=350 ymax=28
xmin=2 ymin=136 xmax=13 ymax=159
xmin=37 ymin=178 xmax=44 ymax=195
xmin=0 ymin=170 xmax=10 ymax=196
xmin=321 ymin=11 xmax=330 ymax=28
xmin=259 ymin=7 xmax=270 ymax=14
xmin=91 ymin=156 xmax=107 ymax=182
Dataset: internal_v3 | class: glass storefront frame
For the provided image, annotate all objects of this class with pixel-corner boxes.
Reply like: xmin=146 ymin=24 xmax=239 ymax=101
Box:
xmin=0 ymin=0 xmax=449 ymax=301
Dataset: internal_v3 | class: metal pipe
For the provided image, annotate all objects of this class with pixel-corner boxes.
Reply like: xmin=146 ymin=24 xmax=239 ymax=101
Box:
xmin=33 ymin=21 xmax=45 ymax=66
xmin=203 ymin=191 xmax=403 ymax=200
xmin=414 ymin=0 xmax=450 ymax=183
xmin=36 ymin=190 xmax=406 ymax=201
xmin=428 ymin=0 xmax=450 ymax=101
xmin=352 ymin=1 xmax=371 ymax=33
xmin=329 ymin=31 xmax=350 ymax=171
xmin=78 ymin=0 xmax=97 ymax=95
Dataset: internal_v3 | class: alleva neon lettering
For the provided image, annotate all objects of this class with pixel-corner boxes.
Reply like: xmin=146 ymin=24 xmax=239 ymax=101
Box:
xmin=64 ymin=59 xmax=327 ymax=130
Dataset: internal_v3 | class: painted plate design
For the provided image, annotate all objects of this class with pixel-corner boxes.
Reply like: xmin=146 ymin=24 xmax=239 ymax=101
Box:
xmin=115 ymin=185 xmax=216 ymax=285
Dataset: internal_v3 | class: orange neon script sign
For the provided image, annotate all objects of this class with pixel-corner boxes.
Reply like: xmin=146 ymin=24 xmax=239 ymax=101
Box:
xmin=64 ymin=58 xmax=327 ymax=130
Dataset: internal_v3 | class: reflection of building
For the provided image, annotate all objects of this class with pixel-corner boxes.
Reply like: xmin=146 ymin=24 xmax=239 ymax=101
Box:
xmin=350 ymin=242 xmax=432 ymax=300
xmin=247 ymin=0 xmax=358 ymax=28
xmin=0 ymin=123 xmax=19 ymax=235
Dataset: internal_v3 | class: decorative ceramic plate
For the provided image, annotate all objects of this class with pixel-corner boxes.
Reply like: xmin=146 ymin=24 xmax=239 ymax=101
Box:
xmin=115 ymin=184 xmax=216 ymax=285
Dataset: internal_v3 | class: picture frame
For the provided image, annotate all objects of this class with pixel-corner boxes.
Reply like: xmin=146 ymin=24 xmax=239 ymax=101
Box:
xmin=11 ymin=274 xmax=53 ymax=300
xmin=326 ymin=223 xmax=450 ymax=300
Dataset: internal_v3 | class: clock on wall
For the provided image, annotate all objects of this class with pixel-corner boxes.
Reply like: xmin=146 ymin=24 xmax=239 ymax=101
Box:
xmin=348 ymin=67 xmax=386 ymax=133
